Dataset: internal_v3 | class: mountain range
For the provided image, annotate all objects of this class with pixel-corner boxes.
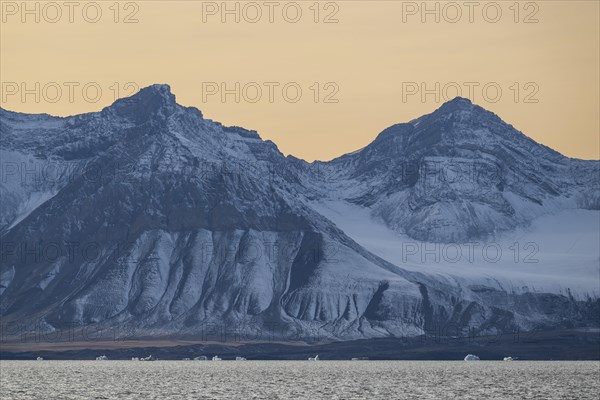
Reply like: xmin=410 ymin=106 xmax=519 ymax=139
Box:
xmin=1 ymin=84 xmax=598 ymax=343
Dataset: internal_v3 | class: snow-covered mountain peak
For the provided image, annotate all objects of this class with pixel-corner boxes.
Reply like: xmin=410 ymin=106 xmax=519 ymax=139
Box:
xmin=421 ymin=97 xmax=493 ymax=130
xmin=305 ymin=94 xmax=598 ymax=243
xmin=133 ymin=83 xmax=174 ymax=101
xmin=436 ymin=96 xmax=473 ymax=111
xmin=103 ymin=84 xmax=180 ymax=123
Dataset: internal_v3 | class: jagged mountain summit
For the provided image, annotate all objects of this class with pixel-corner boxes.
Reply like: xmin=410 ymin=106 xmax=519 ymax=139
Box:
xmin=1 ymin=85 xmax=598 ymax=342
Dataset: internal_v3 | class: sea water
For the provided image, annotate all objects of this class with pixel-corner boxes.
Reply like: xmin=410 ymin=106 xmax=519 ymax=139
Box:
xmin=1 ymin=360 xmax=598 ymax=399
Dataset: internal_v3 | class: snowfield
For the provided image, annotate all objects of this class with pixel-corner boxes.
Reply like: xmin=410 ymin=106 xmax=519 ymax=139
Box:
xmin=311 ymin=200 xmax=600 ymax=298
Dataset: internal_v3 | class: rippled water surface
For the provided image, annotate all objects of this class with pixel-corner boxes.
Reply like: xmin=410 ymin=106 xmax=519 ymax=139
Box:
xmin=1 ymin=360 xmax=598 ymax=399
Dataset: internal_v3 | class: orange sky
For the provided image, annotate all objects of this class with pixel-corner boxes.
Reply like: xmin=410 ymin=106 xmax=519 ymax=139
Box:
xmin=1 ymin=0 xmax=598 ymax=161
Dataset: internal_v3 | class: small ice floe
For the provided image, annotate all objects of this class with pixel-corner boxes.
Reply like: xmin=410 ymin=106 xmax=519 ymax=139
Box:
xmin=140 ymin=355 xmax=156 ymax=361
xmin=131 ymin=357 xmax=140 ymax=361
xmin=308 ymin=355 xmax=320 ymax=361
xmin=193 ymin=356 xmax=207 ymax=361
xmin=36 ymin=357 xmax=44 ymax=361
xmin=351 ymin=357 xmax=369 ymax=361
xmin=464 ymin=354 xmax=480 ymax=361
xmin=503 ymin=356 xmax=515 ymax=361
xmin=235 ymin=356 xmax=246 ymax=361
xmin=182 ymin=358 xmax=190 ymax=361
xmin=95 ymin=355 xmax=108 ymax=361
xmin=212 ymin=355 xmax=222 ymax=361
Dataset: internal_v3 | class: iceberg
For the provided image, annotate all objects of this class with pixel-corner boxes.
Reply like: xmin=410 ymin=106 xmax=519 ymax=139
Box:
xmin=464 ymin=354 xmax=480 ymax=361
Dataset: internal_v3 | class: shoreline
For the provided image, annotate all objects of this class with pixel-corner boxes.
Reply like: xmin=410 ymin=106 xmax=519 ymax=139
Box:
xmin=2 ymin=328 xmax=598 ymax=361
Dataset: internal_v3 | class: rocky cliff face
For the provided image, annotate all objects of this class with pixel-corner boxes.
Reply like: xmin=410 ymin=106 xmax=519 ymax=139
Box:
xmin=1 ymin=85 xmax=598 ymax=341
